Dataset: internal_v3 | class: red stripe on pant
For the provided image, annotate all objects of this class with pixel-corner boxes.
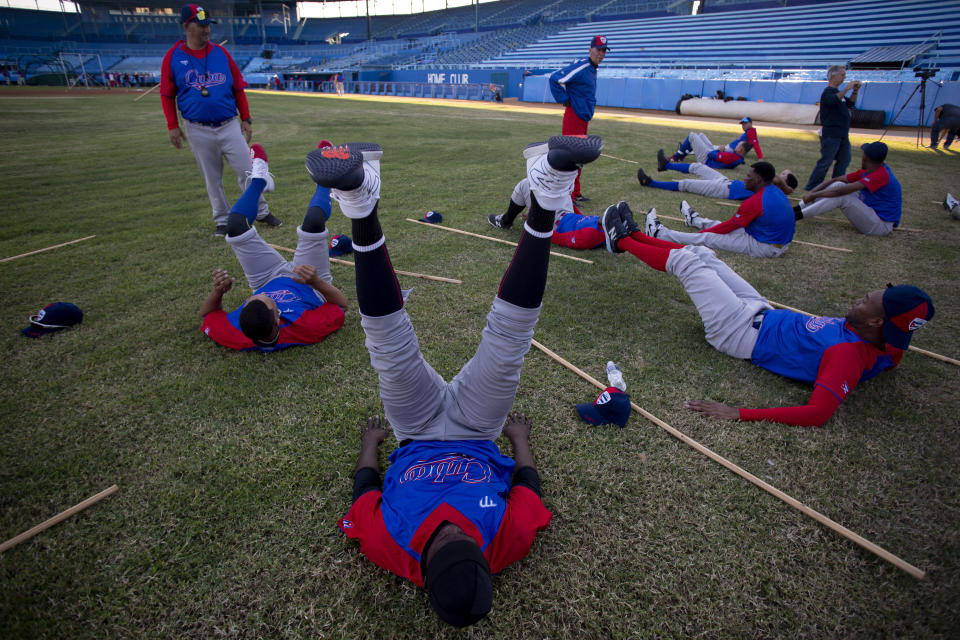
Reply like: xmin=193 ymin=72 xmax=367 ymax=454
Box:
xmin=561 ymin=106 xmax=589 ymax=202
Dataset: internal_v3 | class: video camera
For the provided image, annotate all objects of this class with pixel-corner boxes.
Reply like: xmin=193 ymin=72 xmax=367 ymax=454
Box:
xmin=913 ymin=67 xmax=937 ymax=79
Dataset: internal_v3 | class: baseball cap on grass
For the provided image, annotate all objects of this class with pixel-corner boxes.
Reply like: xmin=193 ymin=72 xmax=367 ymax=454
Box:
xmin=861 ymin=141 xmax=888 ymax=162
xmin=882 ymin=284 xmax=934 ymax=350
xmin=420 ymin=210 xmax=443 ymax=224
xmin=576 ymin=387 xmax=631 ymax=428
xmin=426 ymin=539 xmax=492 ymax=627
xmin=181 ymin=4 xmax=217 ymax=25
xmin=329 ymin=234 xmax=353 ymax=257
xmin=21 ymin=302 xmax=83 ymax=338
xmin=590 ymin=35 xmax=610 ymax=51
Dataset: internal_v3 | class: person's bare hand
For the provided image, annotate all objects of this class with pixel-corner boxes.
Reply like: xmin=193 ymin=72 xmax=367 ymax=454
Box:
xmin=241 ymin=120 xmax=252 ymax=144
xmin=291 ymin=264 xmax=318 ymax=286
xmin=502 ymin=412 xmax=532 ymax=442
xmin=361 ymin=416 xmax=391 ymax=446
xmin=169 ymin=127 xmax=183 ymax=149
xmin=684 ymin=399 xmax=740 ymax=420
xmin=735 ymin=141 xmax=747 ymax=156
xmin=211 ymin=269 xmax=234 ymax=294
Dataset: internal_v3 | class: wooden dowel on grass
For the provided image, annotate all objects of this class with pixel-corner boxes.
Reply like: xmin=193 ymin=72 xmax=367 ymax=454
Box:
xmin=530 ymin=339 xmax=926 ymax=579
xmin=0 ymin=235 xmax=96 ymax=263
xmin=767 ymin=301 xmax=959 ymax=367
xmin=268 ymin=243 xmax=462 ymax=284
xmin=0 ymin=485 xmax=118 ymax=553
xmin=655 ymin=214 xmax=852 ymax=253
xmin=600 ymin=152 xmax=639 ymax=164
xmin=406 ymin=218 xmax=594 ymax=264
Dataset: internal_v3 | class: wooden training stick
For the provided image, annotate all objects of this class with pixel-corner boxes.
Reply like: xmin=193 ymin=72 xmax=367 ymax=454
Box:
xmin=655 ymin=214 xmax=852 ymax=253
xmin=0 ymin=235 xmax=96 ymax=263
xmin=530 ymin=339 xmax=926 ymax=579
xmin=767 ymin=301 xmax=960 ymax=367
xmin=405 ymin=218 xmax=594 ymax=264
xmin=268 ymin=243 xmax=462 ymax=284
xmin=136 ymin=40 xmax=228 ymax=102
xmin=600 ymin=152 xmax=640 ymax=164
xmin=0 ymin=485 xmax=118 ymax=554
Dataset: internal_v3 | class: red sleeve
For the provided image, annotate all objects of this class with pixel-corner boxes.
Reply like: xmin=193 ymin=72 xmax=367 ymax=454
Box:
xmin=844 ymin=169 xmax=866 ymax=183
xmin=701 ymin=192 xmax=761 ymax=234
xmin=221 ymin=46 xmax=251 ymax=120
xmin=484 ymin=485 xmax=552 ymax=575
xmin=854 ymin=166 xmax=890 ymax=193
xmin=738 ymin=342 xmax=866 ymax=427
xmin=161 ymin=94 xmax=179 ymax=130
xmin=160 ymin=44 xmax=181 ymax=129
xmin=201 ymin=310 xmax=254 ymax=350
xmin=713 ymin=151 xmax=743 ymax=165
xmin=338 ymin=491 xmax=424 ymax=586
xmin=283 ymin=303 xmax=345 ymax=344
xmin=746 ymin=128 xmax=763 ymax=159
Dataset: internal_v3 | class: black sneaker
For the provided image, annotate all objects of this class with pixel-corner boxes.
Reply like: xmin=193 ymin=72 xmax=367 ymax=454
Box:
xmin=545 ymin=134 xmax=603 ymax=171
xmin=574 ymin=194 xmax=591 ymax=202
xmin=657 ymin=149 xmax=668 ymax=172
xmin=214 ymin=224 xmax=227 ymax=237
xmin=257 ymin=213 xmax=283 ymax=227
xmin=305 ymin=144 xmax=365 ymax=189
xmin=617 ymin=201 xmax=641 ymax=234
xmin=488 ymin=213 xmax=512 ymax=229
xmin=601 ymin=203 xmax=628 ymax=254
xmin=637 ymin=167 xmax=651 ymax=186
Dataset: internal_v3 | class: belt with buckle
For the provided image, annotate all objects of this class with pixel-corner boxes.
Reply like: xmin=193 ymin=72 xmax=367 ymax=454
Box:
xmin=752 ymin=309 xmax=769 ymax=329
xmin=187 ymin=117 xmax=234 ymax=128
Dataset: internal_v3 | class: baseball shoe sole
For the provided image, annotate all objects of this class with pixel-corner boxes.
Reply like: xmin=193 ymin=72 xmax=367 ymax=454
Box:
xmin=305 ymin=144 xmax=365 ymax=190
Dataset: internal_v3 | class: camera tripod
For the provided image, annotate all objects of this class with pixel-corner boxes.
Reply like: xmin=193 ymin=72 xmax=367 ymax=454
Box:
xmin=880 ymin=69 xmax=940 ymax=148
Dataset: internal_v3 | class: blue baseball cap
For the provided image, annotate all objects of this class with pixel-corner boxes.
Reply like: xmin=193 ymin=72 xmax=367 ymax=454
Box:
xmin=740 ymin=117 xmax=753 ymax=124
xmin=21 ymin=302 xmax=83 ymax=338
xmin=576 ymin=387 xmax=631 ymax=428
xmin=181 ymin=4 xmax=217 ymax=25
xmin=861 ymin=141 xmax=888 ymax=162
xmin=329 ymin=234 xmax=353 ymax=257
xmin=421 ymin=211 xmax=443 ymax=224
xmin=882 ymin=284 xmax=933 ymax=350
xmin=590 ymin=35 xmax=610 ymax=51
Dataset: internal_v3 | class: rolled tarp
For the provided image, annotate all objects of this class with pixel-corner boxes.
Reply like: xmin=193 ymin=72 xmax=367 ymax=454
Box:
xmin=679 ymin=97 xmax=820 ymax=124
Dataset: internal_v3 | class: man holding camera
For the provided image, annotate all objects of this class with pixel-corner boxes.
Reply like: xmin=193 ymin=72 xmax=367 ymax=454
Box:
xmin=805 ymin=65 xmax=861 ymax=191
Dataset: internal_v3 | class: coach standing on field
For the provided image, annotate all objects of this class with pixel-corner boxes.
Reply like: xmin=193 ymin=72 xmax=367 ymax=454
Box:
xmin=549 ymin=35 xmax=609 ymax=206
xmin=805 ymin=65 xmax=861 ymax=191
xmin=161 ymin=4 xmax=280 ymax=236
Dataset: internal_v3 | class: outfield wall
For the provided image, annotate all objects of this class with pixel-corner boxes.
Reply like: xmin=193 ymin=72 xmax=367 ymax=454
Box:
xmin=520 ymin=75 xmax=960 ymax=127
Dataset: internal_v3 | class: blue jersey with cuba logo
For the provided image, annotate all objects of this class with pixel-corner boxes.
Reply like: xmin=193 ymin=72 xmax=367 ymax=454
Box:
xmin=162 ymin=42 xmax=244 ymax=123
xmin=750 ymin=310 xmax=901 ymax=401
xmin=739 ymin=185 xmax=795 ymax=245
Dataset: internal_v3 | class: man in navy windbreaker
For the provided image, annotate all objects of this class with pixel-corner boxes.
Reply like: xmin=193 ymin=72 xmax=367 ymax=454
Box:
xmin=549 ymin=35 xmax=609 ymax=206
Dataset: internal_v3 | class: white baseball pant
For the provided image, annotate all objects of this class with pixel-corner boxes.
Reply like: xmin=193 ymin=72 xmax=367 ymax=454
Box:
xmin=799 ymin=182 xmax=894 ymax=236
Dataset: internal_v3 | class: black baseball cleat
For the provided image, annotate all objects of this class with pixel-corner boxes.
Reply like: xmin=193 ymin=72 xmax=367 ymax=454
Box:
xmin=574 ymin=194 xmax=591 ymax=202
xmin=257 ymin=213 xmax=283 ymax=227
xmin=488 ymin=213 xmax=512 ymax=229
xmin=601 ymin=203 xmax=629 ymax=254
xmin=657 ymin=149 xmax=668 ymax=171
xmin=637 ymin=167 xmax=652 ymax=186
xmin=214 ymin=224 xmax=227 ymax=237
xmin=305 ymin=144 xmax=364 ymax=189
xmin=545 ymin=134 xmax=603 ymax=171
xmin=617 ymin=201 xmax=641 ymax=234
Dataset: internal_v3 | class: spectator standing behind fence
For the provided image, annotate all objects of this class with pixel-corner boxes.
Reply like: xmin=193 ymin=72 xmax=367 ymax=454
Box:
xmin=805 ymin=65 xmax=861 ymax=191
xmin=336 ymin=71 xmax=344 ymax=96
xmin=549 ymin=35 xmax=609 ymax=207
xmin=161 ymin=4 xmax=280 ymax=236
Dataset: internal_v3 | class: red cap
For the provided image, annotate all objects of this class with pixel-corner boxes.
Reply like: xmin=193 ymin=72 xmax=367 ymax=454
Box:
xmin=590 ymin=35 xmax=610 ymax=50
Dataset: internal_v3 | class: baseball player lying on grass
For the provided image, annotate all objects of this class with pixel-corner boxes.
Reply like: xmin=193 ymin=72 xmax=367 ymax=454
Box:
xmin=643 ymin=161 xmax=795 ymax=258
xmin=311 ymin=135 xmax=602 ymax=627
xmin=637 ymin=159 xmax=797 ymax=201
xmin=599 ymin=201 xmax=934 ymax=427
xmin=663 ymin=120 xmax=763 ymax=170
xmin=795 ymin=141 xmax=902 ymax=236
xmin=487 ymin=177 xmax=606 ymax=250
xmin=200 ymin=143 xmax=348 ymax=352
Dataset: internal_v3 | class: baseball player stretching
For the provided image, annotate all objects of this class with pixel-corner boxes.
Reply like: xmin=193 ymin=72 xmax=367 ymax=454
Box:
xmin=487 ymin=177 xmax=606 ymax=250
xmin=644 ymin=161 xmax=795 ymax=258
xmin=637 ymin=161 xmax=797 ymax=201
xmin=796 ymin=141 xmax=902 ymax=236
xmin=599 ymin=202 xmax=935 ymax=427
xmin=200 ymin=143 xmax=347 ymax=352
xmin=549 ymin=34 xmax=609 ymax=205
xmin=161 ymin=4 xmax=279 ymax=235
xmin=664 ymin=120 xmax=763 ymax=170
xmin=313 ymin=135 xmax=602 ymax=627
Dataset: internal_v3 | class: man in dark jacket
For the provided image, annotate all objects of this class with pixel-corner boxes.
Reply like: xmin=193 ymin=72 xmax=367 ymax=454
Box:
xmin=805 ymin=65 xmax=861 ymax=190
xmin=930 ymin=103 xmax=960 ymax=149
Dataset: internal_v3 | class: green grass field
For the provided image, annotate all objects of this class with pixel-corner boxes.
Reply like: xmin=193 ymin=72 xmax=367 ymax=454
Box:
xmin=1 ymin=87 xmax=959 ymax=638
